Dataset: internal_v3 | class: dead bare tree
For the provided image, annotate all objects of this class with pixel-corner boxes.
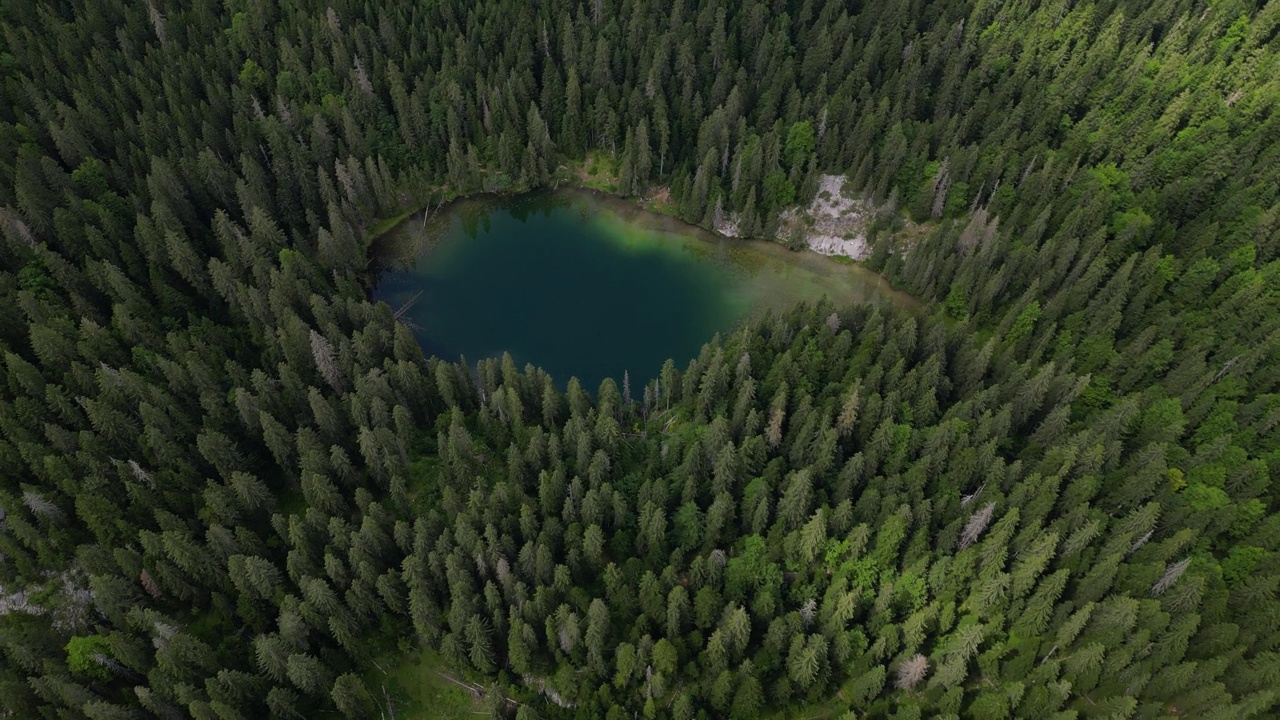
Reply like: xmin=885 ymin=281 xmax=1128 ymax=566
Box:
xmin=895 ymin=654 xmax=929 ymax=691
xmin=1151 ymin=558 xmax=1191 ymax=596
xmin=310 ymin=329 xmax=345 ymax=392
xmin=959 ymin=502 xmax=996 ymax=549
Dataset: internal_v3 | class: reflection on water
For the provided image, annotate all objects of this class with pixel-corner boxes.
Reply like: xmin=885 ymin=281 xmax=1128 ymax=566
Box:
xmin=373 ymin=189 xmax=916 ymax=388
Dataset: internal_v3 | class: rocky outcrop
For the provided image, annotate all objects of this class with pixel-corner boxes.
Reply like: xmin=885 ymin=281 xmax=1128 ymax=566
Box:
xmin=778 ymin=175 xmax=870 ymax=260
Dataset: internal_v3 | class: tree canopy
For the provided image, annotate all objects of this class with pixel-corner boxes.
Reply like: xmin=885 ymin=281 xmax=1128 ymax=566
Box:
xmin=0 ymin=0 xmax=1278 ymax=718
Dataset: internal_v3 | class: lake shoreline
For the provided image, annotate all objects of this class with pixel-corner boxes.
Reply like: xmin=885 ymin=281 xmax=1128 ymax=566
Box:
xmin=372 ymin=191 xmax=919 ymax=389
xmin=364 ymin=174 xmax=920 ymax=311
xmin=369 ymin=187 xmax=920 ymax=313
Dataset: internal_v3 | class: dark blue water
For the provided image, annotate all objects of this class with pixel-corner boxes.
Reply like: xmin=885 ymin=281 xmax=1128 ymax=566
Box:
xmin=374 ymin=190 xmax=912 ymax=389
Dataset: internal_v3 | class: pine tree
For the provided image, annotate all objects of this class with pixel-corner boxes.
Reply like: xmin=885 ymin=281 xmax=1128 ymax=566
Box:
xmin=330 ymin=674 xmax=375 ymax=719
xmin=1 ymin=2 xmax=1278 ymax=719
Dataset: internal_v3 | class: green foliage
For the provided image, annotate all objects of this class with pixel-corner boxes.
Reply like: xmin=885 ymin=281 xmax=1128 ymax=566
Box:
xmin=725 ymin=535 xmax=780 ymax=602
xmin=238 ymin=59 xmax=268 ymax=89
xmin=65 ymin=636 xmax=112 ymax=680
xmin=763 ymin=172 xmax=795 ymax=209
xmin=1221 ymin=546 xmax=1268 ymax=588
xmin=1005 ymin=301 xmax=1041 ymax=346
xmin=1 ymin=0 xmax=1278 ymax=719
xmin=943 ymin=284 xmax=969 ymax=319
xmin=369 ymin=651 xmax=489 ymax=719
xmin=16 ymin=260 xmax=56 ymax=300
xmin=784 ymin=122 xmax=816 ymax=169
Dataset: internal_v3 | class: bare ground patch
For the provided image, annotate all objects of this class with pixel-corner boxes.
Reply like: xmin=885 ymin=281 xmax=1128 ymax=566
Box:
xmin=778 ymin=175 xmax=870 ymax=259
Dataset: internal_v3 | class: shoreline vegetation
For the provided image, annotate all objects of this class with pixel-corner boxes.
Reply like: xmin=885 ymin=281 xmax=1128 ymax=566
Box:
xmin=362 ymin=153 xmax=677 ymax=244
xmin=362 ymin=151 xmax=919 ymax=274
xmin=4 ymin=0 xmax=1278 ymax=718
xmin=371 ymin=189 xmax=922 ymax=395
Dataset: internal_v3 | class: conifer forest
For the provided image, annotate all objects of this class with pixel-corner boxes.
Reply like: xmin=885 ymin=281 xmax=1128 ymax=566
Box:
xmin=3 ymin=0 xmax=1280 ymax=718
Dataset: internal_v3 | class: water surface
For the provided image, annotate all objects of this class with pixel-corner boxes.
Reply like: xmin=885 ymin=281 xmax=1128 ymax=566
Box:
xmin=374 ymin=190 xmax=915 ymax=389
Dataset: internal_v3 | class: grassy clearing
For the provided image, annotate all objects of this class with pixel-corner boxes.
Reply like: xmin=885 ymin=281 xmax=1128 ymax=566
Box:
xmin=572 ymin=150 xmax=620 ymax=192
xmin=644 ymin=201 xmax=678 ymax=216
xmin=367 ymin=649 xmax=489 ymax=720
xmin=367 ymin=208 xmax=418 ymax=240
xmin=760 ymin=690 xmax=856 ymax=720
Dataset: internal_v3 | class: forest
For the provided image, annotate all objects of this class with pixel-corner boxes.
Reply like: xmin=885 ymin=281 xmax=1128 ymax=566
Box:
xmin=0 ymin=0 xmax=1278 ymax=718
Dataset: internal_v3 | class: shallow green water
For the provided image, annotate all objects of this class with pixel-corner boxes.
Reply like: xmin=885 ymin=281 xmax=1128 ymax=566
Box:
xmin=374 ymin=190 xmax=915 ymax=389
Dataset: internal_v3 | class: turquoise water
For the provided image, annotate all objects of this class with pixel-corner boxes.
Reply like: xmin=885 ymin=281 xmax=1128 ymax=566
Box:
xmin=374 ymin=190 xmax=914 ymax=389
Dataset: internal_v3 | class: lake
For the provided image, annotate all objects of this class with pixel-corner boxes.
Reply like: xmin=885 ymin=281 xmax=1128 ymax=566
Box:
xmin=373 ymin=190 xmax=916 ymax=390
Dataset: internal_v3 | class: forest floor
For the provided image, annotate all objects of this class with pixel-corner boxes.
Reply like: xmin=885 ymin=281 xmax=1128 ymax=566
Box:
xmin=366 ymin=649 xmax=491 ymax=719
xmin=641 ymin=185 xmax=679 ymax=217
xmin=568 ymin=150 xmax=620 ymax=194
